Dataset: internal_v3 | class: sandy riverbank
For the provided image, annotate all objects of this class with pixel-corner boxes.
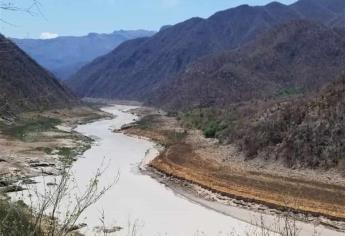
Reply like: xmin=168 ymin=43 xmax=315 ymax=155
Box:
xmin=123 ymin=106 xmax=345 ymax=235
xmin=0 ymin=106 xmax=110 ymax=186
xmin=11 ymin=105 xmax=261 ymax=236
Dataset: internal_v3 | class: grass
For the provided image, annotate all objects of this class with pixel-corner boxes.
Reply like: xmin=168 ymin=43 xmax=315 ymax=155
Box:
xmin=0 ymin=199 xmax=44 ymax=236
xmin=56 ymin=141 xmax=91 ymax=165
xmin=278 ymin=87 xmax=303 ymax=97
xmin=135 ymin=115 xmax=158 ymax=130
xmin=57 ymin=147 xmax=75 ymax=160
xmin=0 ymin=116 xmax=61 ymax=141
xmin=161 ymin=130 xmax=187 ymax=146
xmin=125 ymin=114 xmax=187 ymax=149
xmin=35 ymin=147 xmax=54 ymax=155
xmin=179 ymin=108 xmax=237 ymax=140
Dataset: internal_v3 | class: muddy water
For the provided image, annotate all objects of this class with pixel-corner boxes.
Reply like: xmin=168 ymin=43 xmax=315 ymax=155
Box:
xmin=11 ymin=105 xmax=254 ymax=235
xmin=10 ymin=105 xmax=342 ymax=236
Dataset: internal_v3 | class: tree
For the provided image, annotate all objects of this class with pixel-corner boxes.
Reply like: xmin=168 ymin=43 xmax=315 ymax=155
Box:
xmin=0 ymin=1 xmax=43 ymax=25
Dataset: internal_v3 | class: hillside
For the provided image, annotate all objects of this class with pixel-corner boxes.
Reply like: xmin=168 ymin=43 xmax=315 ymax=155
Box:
xmin=149 ymin=20 xmax=345 ymax=110
xmin=13 ymin=30 xmax=155 ymax=80
xmin=68 ymin=0 xmax=345 ymax=100
xmin=231 ymin=77 xmax=345 ymax=170
xmin=0 ymin=35 xmax=77 ymax=116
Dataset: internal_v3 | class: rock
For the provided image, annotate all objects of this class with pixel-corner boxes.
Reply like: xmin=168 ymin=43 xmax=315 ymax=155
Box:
xmin=95 ymin=226 xmax=123 ymax=234
xmin=0 ymin=185 xmax=25 ymax=193
xmin=21 ymin=178 xmax=37 ymax=185
xmin=120 ymin=123 xmax=137 ymax=131
xmin=29 ymin=162 xmax=55 ymax=168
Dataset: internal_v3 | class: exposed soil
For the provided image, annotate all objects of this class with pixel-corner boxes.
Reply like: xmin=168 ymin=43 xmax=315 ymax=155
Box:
xmin=123 ymin=107 xmax=345 ymax=231
xmin=0 ymin=106 xmax=111 ymax=182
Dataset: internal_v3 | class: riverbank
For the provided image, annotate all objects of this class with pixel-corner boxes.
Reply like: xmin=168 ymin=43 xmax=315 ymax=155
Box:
xmin=10 ymin=105 xmax=258 ymax=236
xmin=0 ymin=104 xmax=112 ymax=235
xmin=0 ymin=105 xmax=111 ymax=190
xmin=123 ymin=106 xmax=345 ymax=234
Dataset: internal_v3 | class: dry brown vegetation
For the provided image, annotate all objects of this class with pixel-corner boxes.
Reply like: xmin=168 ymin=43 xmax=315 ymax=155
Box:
xmin=229 ymin=78 xmax=345 ymax=170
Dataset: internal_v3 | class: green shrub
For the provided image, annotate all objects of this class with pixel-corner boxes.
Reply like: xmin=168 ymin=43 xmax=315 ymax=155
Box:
xmin=203 ymin=121 xmax=220 ymax=138
xmin=136 ymin=115 xmax=158 ymax=130
xmin=1 ymin=117 xmax=61 ymax=140
xmin=179 ymin=108 xmax=236 ymax=140
xmin=0 ymin=200 xmax=43 ymax=236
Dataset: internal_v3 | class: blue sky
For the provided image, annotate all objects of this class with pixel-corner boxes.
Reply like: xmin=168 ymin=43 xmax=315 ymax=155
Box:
xmin=1 ymin=0 xmax=296 ymax=39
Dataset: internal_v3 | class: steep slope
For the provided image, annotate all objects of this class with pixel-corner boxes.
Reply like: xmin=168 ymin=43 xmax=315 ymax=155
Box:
xmin=234 ymin=77 xmax=345 ymax=169
xmin=0 ymin=35 xmax=77 ymax=116
xmin=150 ymin=21 xmax=345 ymax=110
xmin=13 ymin=30 xmax=155 ymax=80
xmin=68 ymin=0 xmax=345 ymax=100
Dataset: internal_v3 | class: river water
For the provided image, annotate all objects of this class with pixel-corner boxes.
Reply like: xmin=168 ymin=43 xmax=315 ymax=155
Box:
xmin=9 ymin=105 xmax=343 ymax=236
xmin=11 ymin=105 xmax=254 ymax=235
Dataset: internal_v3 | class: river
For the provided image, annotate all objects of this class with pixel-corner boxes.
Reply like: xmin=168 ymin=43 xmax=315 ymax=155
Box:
xmin=10 ymin=105 xmax=344 ymax=236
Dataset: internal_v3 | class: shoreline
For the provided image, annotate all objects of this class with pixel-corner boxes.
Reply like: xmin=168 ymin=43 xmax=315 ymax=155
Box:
xmin=4 ymin=104 xmax=344 ymax=235
xmin=0 ymin=105 xmax=112 ymax=194
xmin=141 ymin=165 xmax=345 ymax=236
xmin=124 ymin=106 xmax=345 ymax=235
xmin=11 ymin=104 xmax=258 ymax=236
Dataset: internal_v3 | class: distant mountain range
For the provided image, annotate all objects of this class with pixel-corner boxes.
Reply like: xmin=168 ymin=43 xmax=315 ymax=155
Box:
xmin=67 ymin=0 xmax=345 ymax=102
xmin=0 ymin=35 xmax=76 ymax=116
xmin=13 ymin=30 xmax=155 ymax=80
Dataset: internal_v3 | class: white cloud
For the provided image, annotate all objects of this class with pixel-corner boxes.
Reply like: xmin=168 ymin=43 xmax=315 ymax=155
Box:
xmin=39 ymin=32 xmax=59 ymax=40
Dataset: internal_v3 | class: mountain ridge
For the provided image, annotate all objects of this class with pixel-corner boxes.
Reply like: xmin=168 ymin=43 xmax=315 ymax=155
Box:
xmin=67 ymin=0 xmax=345 ymax=101
xmin=13 ymin=30 xmax=155 ymax=80
xmin=149 ymin=20 xmax=345 ymax=110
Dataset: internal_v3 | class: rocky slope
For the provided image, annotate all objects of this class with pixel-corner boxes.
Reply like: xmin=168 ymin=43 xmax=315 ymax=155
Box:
xmin=150 ymin=20 xmax=345 ymax=110
xmin=13 ymin=30 xmax=155 ymax=80
xmin=68 ymin=0 xmax=345 ymax=100
xmin=0 ymin=35 xmax=77 ymax=117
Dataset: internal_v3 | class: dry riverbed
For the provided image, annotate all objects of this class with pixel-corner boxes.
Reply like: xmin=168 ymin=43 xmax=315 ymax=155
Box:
xmin=123 ymin=107 xmax=345 ymax=234
xmin=0 ymin=105 xmax=111 ymax=191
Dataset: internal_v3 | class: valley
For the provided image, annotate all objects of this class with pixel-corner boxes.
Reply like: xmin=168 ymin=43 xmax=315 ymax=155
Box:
xmin=1 ymin=0 xmax=345 ymax=235
xmin=13 ymin=30 xmax=155 ymax=80
xmin=7 ymin=104 xmax=344 ymax=236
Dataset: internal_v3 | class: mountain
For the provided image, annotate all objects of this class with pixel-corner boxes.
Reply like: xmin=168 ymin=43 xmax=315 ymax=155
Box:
xmin=149 ymin=20 xmax=345 ymax=110
xmin=233 ymin=77 xmax=345 ymax=169
xmin=290 ymin=0 xmax=345 ymax=24
xmin=67 ymin=2 xmax=300 ymax=99
xmin=0 ymin=35 xmax=77 ymax=116
xmin=13 ymin=30 xmax=155 ymax=80
xmin=67 ymin=0 xmax=345 ymax=100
